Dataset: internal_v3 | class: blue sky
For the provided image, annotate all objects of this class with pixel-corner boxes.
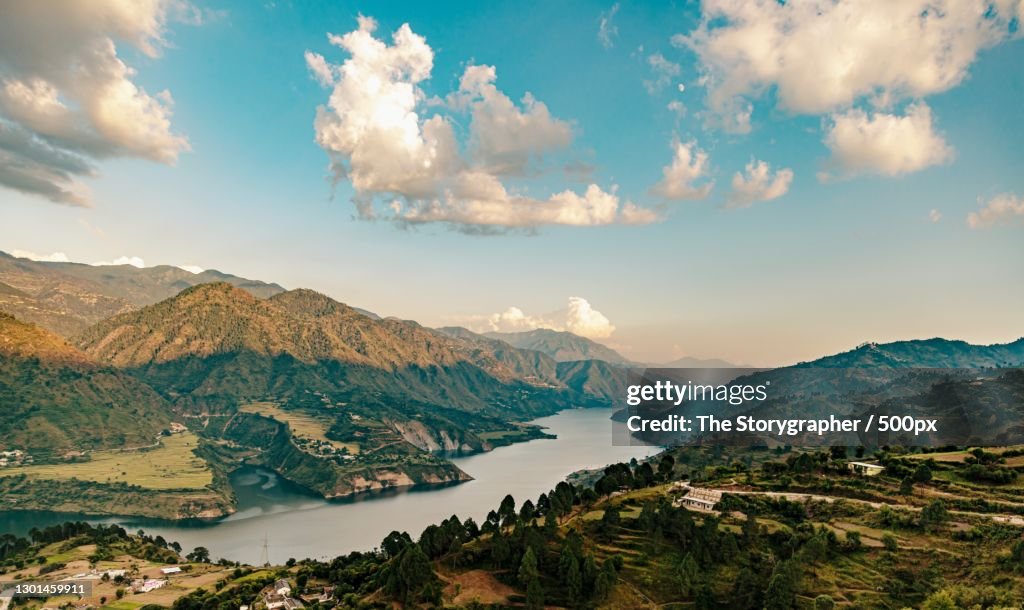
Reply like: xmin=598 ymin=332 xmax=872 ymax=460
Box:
xmin=2 ymin=0 xmax=1023 ymax=365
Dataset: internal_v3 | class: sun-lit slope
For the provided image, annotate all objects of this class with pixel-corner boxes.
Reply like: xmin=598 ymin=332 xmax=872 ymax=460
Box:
xmin=0 ymin=312 xmax=172 ymax=456
xmin=74 ymin=283 xmax=598 ymax=416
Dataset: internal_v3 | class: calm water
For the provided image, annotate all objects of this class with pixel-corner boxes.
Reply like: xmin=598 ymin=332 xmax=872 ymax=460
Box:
xmin=0 ymin=409 xmax=656 ymax=564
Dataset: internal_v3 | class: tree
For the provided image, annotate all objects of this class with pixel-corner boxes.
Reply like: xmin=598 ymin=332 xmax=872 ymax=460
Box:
xmin=519 ymin=499 xmax=536 ymax=523
xmin=499 ymin=494 xmax=517 ymax=525
xmin=526 ymin=577 xmax=544 ymax=610
xmin=186 ymin=547 xmax=210 ymax=563
xmin=518 ymin=547 xmax=539 ymax=588
xmin=899 ymin=476 xmax=914 ymax=496
xmin=814 ymin=595 xmax=835 ymax=610
xmin=913 ymin=464 xmax=933 ymax=483
xmin=658 ymin=454 xmax=676 ymax=480
xmin=676 ymin=553 xmax=699 ymax=596
xmin=844 ymin=531 xmax=861 ymax=551
xmin=764 ymin=560 xmax=800 ymax=610
xmin=565 ymin=554 xmax=582 ymax=605
xmin=598 ymin=504 xmax=621 ymax=539
xmin=920 ymin=500 xmax=948 ymax=531
xmin=384 ymin=544 xmax=436 ymax=605
xmin=381 ymin=531 xmax=411 ymax=559
xmin=882 ymin=533 xmax=899 ymax=553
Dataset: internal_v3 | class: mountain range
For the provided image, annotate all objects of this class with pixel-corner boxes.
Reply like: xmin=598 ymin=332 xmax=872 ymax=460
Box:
xmin=0 ymin=251 xmax=284 ymax=337
xmin=481 ymin=328 xmax=632 ymax=364
xmin=2 ymin=250 xmax=1022 ymax=519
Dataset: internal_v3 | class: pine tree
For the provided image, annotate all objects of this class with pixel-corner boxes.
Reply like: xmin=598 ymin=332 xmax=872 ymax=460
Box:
xmin=518 ymin=547 xmax=539 ymax=588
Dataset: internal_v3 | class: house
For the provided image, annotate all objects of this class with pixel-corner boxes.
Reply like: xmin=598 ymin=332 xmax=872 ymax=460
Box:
xmin=161 ymin=566 xmax=182 ymax=575
xmin=135 ymin=579 xmax=167 ymax=593
xmin=283 ymin=599 xmax=304 ymax=610
xmin=672 ymin=482 xmax=722 ymax=512
xmin=274 ymin=579 xmax=292 ymax=596
xmin=318 ymin=587 xmax=335 ymax=603
xmin=264 ymin=594 xmax=287 ymax=610
xmin=848 ymin=461 xmax=885 ymax=476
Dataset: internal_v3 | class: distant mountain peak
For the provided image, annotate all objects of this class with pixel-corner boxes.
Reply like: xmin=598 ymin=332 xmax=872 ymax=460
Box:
xmin=482 ymin=328 xmax=631 ymax=364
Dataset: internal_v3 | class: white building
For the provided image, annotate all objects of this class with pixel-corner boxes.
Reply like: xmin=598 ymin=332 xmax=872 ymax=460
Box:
xmin=848 ymin=461 xmax=885 ymax=476
xmin=672 ymin=482 xmax=722 ymax=512
xmin=274 ymin=579 xmax=291 ymax=597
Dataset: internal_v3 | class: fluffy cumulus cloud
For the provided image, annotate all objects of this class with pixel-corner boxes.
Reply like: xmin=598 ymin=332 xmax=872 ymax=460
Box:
xmin=967 ymin=193 xmax=1024 ymax=229
xmin=597 ymin=3 xmax=620 ymax=49
xmin=308 ymin=17 xmax=657 ymax=232
xmin=929 ymin=209 xmax=943 ymax=223
xmin=651 ymin=139 xmax=713 ymax=201
xmin=466 ymin=296 xmax=616 ymax=339
xmin=822 ymin=104 xmax=953 ymax=178
xmin=680 ymin=0 xmax=1022 ymax=130
xmin=0 ymin=1 xmax=193 ymax=206
xmin=450 ymin=64 xmax=573 ymax=175
xmin=727 ymin=159 xmax=793 ymax=207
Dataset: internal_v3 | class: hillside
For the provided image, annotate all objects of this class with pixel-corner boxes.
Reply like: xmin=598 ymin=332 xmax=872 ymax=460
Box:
xmin=74 ymin=283 xmax=587 ymax=416
xmin=798 ymin=336 xmax=1024 ymax=368
xmin=0 ymin=250 xmax=284 ymax=336
xmin=67 ymin=283 xmax=628 ymax=508
xmin=0 ymin=313 xmax=172 ymax=457
xmin=628 ymin=337 xmax=1024 ymax=448
xmin=484 ymin=328 xmax=632 ymax=364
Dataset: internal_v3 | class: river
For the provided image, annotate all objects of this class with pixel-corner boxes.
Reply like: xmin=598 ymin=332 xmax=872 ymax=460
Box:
xmin=0 ymin=408 xmax=657 ymax=565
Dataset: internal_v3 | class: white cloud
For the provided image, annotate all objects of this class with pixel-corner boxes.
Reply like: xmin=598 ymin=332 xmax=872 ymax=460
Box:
xmin=565 ymin=296 xmax=615 ymax=339
xmin=822 ymin=104 xmax=953 ymax=178
xmin=651 ymin=139 xmax=713 ymax=201
xmin=177 ymin=264 xmax=204 ymax=274
xmin=929 ymin=209 xmax=943 ymax=223
xmin=452 ymin=64 xmax=573 ymax=175
xmin=0 ymin=1 xmax=193 ymax=205
xmin=643 ymin=53 xmax=681 ymax=94
xmin=967 ymin=193 xmax=1024 ymax=229
xmin=309 ymin=17 xmax=657 ymax=231
xmin=304 ymin=51 xmax=335 ymax=87
xmin=598 ymin=4 xmax=620 ymax=49
xmin=9 ymin=249 xmax=70 ymax=263
xmin=681 ymin=0 xmax=1021 ymax=129
xmin=464 ymin=296 xmax=616 ymax=339
xmin=91 ymin=255 xmax=145 ymax=268
xmin=727 ymin=159 xmax=793 ymax=208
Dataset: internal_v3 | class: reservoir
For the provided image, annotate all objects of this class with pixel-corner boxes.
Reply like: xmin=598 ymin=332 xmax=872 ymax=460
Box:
xmin=0 ymin=408 xmax=657 ymax=565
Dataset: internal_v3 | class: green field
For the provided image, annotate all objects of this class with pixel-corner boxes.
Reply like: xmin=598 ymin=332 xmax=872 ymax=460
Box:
xmin=7 ymin=432 xmax=212 ymax=490
xmin=240 ymin=401 xmax=360 ymax=454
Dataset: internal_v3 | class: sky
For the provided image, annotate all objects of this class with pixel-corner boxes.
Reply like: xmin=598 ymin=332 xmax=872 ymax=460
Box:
xmin=1 ymin=0 xmax=1023 ymax=367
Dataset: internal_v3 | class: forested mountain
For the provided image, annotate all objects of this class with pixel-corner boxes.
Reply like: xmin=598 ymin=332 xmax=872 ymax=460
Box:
xmin=0 ymin=251 xmax=283 ymax=337
xmin=796 ymin=337 xmax=1024 ymax=369
xmin=0 ymin=313 xmax=171 ymax=456
xmin=484 ymin=328 xmax=632 ymax=364
xmin=75 ymin=283 xmax=608 ymax=416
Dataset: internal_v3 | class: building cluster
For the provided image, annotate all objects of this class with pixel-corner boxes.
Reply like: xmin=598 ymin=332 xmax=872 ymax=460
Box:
xmin=0 ymin=449 xmax=32 ymax=467
xmin=260 ymin=579 xmax=305 ymax=610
